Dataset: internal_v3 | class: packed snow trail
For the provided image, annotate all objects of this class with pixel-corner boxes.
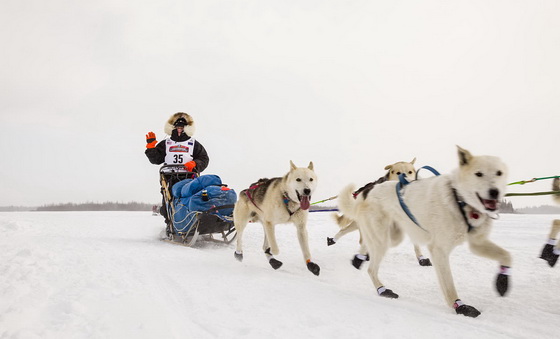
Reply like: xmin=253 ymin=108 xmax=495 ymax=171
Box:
xmin=1 ymin=212 xmax=559 ymax=338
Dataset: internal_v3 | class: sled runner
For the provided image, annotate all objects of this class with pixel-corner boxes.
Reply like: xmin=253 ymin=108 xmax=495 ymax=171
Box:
xmin=159 ymin=165 xmax=237 ymax=246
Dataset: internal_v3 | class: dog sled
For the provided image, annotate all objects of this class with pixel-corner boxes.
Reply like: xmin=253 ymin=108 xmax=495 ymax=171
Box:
xmin=159 ymin=165 xmax=238 ymax=246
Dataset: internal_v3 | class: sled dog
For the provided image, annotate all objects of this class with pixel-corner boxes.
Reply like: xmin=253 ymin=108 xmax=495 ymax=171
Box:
xmin=539 ymin=177 xmax=560 ymax=267
xmin=338 ymin=146 xmax=511 ymax=317
xmin=233 ymin=161 xmax=320 ymax=275
xmin=329 ymin=158 xmax=432 ymax=268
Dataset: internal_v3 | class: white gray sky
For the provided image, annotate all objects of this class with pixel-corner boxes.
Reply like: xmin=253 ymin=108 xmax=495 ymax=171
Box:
xmin=1 ymin=0 xmax=559 ymax=208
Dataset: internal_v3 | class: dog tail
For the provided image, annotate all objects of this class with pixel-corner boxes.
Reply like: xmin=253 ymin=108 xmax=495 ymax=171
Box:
xmin=337 ymin=184 xmax=358 ymax=219
xmin=553 ymin=178 xmax=560 ymax=204
xmin=331 ymin=212 xmax=353 ymax=229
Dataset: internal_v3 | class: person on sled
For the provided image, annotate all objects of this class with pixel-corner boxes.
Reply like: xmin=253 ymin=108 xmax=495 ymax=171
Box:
xmin=145 ymin=112 xmax=210 ymax=222
xmin=145 ymin=112 xmax=209 ymax=174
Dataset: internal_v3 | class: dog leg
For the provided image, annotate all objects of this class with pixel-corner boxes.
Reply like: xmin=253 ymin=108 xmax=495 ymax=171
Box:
xmin=467 ymin=234 xmax=512 ymax=296
xmin=429 ymin=246 xmax=481 ymax=317
xmin=328 ymin=215 xmax=357 ymax=246
xmin=262 ymin=222 xmax=279 ymax=255
xmin=295 ymin=222 xmax=320 ymax=276
xmin=359 ymin=218 xmax=397 ymax=298
xmin=261 ymin=222 xmax=283 ymax=270
xmin=338 ymin=221 xmax=359 ymax=237
xmin=233 ymin=204 xmax=251 ymax=262
xmin=540 ymin=219 xmax=560 ymax=267
xmin=365 ymin=246 xmax=397 ymax=299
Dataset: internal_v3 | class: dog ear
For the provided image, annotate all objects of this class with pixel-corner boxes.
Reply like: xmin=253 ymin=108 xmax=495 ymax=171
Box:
xmin=308 ymin=161 xmax=314 ymax=171
xmin=410 ymin=157 xmax=416 ymax=165
xmin=457 ymin=146 xmax=473 ymax=166
xmin=384 ymin=164 xmax=393 ymax=170
xmin=290 ymin=160 xmax=297 ymax=170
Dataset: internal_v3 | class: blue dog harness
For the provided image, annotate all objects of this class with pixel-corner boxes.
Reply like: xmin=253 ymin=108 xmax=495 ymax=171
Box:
xmin=396 ymin=166 xmax=441 ymax=231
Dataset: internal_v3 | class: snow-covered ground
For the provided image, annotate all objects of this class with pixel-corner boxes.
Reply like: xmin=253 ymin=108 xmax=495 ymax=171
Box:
xmin=1 ymin=211 xmax=559 ymax=339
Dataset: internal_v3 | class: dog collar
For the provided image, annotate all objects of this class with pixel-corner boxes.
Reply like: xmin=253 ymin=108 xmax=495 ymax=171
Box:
xmin=282 ymin=192 xmax=301 ymax=216
xmin=451 ymin=188 xmax=475 ymax=233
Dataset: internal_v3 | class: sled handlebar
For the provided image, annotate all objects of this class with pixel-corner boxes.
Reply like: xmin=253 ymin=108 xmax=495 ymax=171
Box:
xmin=159 ymin=164 xmax=198 ymax=176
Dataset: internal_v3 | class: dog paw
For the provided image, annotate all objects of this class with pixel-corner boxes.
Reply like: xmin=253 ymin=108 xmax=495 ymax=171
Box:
xmin=540 ymin=244 xmax=559 ymax=267
xmin=548 ymin=254 xmax=559 ymax=267
xmin=269 ymin=258 xmax=283 ymax=270
xmin=540 ymin=243 xmax=554 ymax=258
xmin=455 ymin=304 xmax=481 ymax=318
xmin=496 ymin=273 xmax=509 ymax=296
xmin=418 ymin=258 xmax=432 ymax=266
xmin=234 ymin=251 xmax=243 ymax=262
xmin=377 ymin=287 xmax=399 ymax=299
xmin=496 ymin=266 xmax=510 ymax=296
xmin=307 ymin=261 xmax=320 ymax=276
xmin=327 ymin=237 xmax=336 ymax=246
xmin=351 ymin=255 xmax=366 ymax=269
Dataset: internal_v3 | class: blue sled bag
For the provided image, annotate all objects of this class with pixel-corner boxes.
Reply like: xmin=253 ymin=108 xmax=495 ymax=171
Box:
xmin=171 ymin=175 xmax=237 ymax=234
xmin=188 ymin=185 xmax=237 ymax=216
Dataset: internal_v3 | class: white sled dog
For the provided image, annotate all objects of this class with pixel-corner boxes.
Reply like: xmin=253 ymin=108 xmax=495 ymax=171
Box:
xmin=329 ymin=158 xmax=432 ymax=268
xmin=539 ymin=177 xmax=560 ymax=267
xmin=233 ymin=161 xmax=320 ymax=275
xmin=338 ymin=146 xmax=512 ymax=317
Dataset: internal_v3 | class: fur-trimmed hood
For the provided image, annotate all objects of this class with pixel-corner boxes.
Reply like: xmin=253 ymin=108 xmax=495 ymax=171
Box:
xmin=164 ymin=112 xmax=196 ymax=137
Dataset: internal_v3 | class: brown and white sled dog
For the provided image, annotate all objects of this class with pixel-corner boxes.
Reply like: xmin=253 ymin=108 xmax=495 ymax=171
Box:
xmin=539 ymin=177 xmax=560 ymax=267
xmin=338 ymin=146 xmax=512 ymax=317
xmin=329 ymin=158 xmax=432 ymax=268
xmin=233 ymin=161 xmax=320 ymax=275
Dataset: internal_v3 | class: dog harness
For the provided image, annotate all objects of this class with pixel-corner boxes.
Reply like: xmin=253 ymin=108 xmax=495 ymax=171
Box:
xmin=396 ymin=166 xmax=441 ymax=231
xmin=244 ymin=182 xmax=299 ymax=216
xmin=245 ymin=182 xmax=264 ymax=212
xmin=397 ymin=166 xmax=481 ymax=233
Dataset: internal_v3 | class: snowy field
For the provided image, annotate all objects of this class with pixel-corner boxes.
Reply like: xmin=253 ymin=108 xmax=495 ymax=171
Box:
xmin=1 ymin=211 xmax=559 ymax=339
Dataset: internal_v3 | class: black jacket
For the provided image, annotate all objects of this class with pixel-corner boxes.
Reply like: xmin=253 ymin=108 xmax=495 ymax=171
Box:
xmin=145 ymin=131 xmax=209 ymax=172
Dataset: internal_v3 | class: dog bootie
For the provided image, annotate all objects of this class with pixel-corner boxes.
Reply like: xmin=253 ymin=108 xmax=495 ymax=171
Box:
xmin=540 ymin=242 xmax=559 ymax=267
xmin=306 ymin=261 xmax=320 ymax=276
xmin=269 ymin=258 xmax=283 ymax=270
xmin=351 ymin=254 xmax=368 ymax=269
xmin=454 ymin=299 xmax=480 ymax=318
xmin=265 ymin=248 xmax=283 ymax=270
xmin=496 ymin=266 xmax=510 ymax=296
xmin=418 ymin=256 xmax=432 ymax=266
xmin=234 ymin=251 xmax=243 ymax=262
xmin=377 ymin=286 xmax=398 ymax=299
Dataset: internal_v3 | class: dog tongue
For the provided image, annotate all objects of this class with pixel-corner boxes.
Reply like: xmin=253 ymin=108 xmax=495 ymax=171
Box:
xmin=300 ymin=195 xmax=311 ymax=210
xmin=483 ymin=199 xmax=498 ymax=211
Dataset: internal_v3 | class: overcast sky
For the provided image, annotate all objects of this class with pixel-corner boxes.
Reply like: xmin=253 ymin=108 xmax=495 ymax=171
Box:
xmin=1 ymin=0 xmax=559 ymax=208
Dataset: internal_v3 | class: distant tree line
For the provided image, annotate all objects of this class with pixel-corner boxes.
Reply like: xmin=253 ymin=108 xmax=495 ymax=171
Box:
xmin=1 ymin=199 xmax=558 ymax=214
xmin=499 ymin=200 xmax=515 ymax=213
xmin=0 ymin=206 xmax=34 ymax=212
xmin=515 ymin=205 xmax=560 ymax=214
xmin=35 ymin=201 xmax=155 ymax=211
